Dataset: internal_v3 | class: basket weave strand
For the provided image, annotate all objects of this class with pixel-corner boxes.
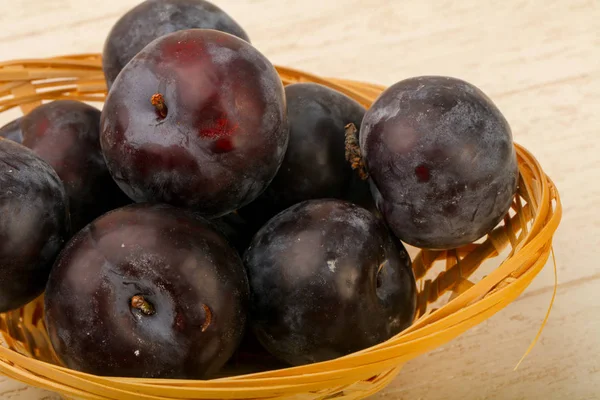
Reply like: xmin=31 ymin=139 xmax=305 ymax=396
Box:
xmin=0 ymin=54 xmax=562 ymax=400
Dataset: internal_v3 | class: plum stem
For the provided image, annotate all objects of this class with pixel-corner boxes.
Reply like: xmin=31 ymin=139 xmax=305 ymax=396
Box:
xmin=131 ymin=295 xmax=156 ymax=316
xmin=201 ymin=304 xmax=212 ymax=332
xmin=150 ymin=93 xmax=168 ymax=119
xmin=344 ymin=123 xmax=369 ymax=180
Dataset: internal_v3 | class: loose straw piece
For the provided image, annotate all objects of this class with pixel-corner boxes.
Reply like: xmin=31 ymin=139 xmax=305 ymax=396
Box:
xmin=514 ymin=246 xmax=559 ymax=370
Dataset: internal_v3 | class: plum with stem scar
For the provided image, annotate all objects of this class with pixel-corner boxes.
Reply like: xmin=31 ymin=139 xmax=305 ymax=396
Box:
xmin=100 ymin=29 xmax=288 ymax=218
xmin=44 ymin=203 xmax=249 ymax=379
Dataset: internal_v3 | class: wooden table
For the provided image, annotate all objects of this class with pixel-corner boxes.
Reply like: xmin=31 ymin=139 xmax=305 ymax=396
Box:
xmin=1 ymin=0 xmax=598 ymax=398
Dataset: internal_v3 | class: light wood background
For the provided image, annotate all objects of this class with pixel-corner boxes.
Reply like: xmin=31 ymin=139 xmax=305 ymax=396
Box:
xmin=0 ymin=0 xmax=598 ymax=399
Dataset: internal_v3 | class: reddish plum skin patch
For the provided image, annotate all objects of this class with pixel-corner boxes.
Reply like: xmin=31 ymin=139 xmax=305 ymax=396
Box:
xmin=414 ymin=164 xmax=431 ymax=183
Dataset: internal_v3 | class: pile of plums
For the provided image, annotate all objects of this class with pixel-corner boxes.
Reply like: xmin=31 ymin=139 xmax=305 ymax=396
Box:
xmin=0 ymin=0 xmax=518 ymax=379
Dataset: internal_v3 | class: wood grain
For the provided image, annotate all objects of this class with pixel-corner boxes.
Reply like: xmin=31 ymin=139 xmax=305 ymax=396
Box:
xmin=0 ymin=0 xmax=598 ymax=399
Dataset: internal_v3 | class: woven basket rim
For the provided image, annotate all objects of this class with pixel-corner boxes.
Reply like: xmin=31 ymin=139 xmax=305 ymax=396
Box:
xmin=0 ymin=54 xmax=562 ymax=400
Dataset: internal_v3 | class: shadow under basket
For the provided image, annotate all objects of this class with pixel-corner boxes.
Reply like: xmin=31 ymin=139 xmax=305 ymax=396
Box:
xmin=0 ymin=54 xmax=562 ymax=400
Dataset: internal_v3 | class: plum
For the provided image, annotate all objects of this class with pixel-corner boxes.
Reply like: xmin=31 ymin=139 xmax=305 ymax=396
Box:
xmin=103 ymin=0 xmax=250 ymax=88
xmin=0 ymin=117 xmax=23 ymax=143
xmin=44 ymin=203 xmax=249 ymax=378
xmin=0 ymin=139 xmax=69 ymax=313
xmin=13 ymin=100 xmax=130 ymax=232
xmin=244 ymin=199 xmax=417 ymax=366
xmin=239 ymin=83 xmax=373 ymax=226
xmin=360 ymin=76 xmax=519 ymax=249
xmin=100 ymin=29 xmax=288 ymax=218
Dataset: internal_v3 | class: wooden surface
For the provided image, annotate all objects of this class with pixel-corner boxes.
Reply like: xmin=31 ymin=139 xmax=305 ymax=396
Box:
xmin=0 ymin=0 xmax=598 ymax=398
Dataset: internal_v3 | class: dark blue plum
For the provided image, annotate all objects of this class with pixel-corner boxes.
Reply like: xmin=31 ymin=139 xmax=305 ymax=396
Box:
xmin=239 ymin=82 xmax=373 ymax=230
xmin=17 ymin=100 xmax=130 ymax=232
xmin=44 ymin=203 xmax=249 ymax=378
xmin=360 ymin=76 xmax=519 ymax=249
xmin=100 ymin=29 xmax=287 ymax=218
xmin=244 ymin=199 xmax=417 ymax=366
xmin=0 ymin=117 xmax=23 ymax=143
xmin=102 ymin=0 xmax=250 ymax=88
xmin=0 ymin=139 xmax=69 ymax=312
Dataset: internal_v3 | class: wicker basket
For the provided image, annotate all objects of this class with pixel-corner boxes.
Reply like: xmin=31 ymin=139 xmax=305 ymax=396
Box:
xmin=0 ymin=54 xmax=562 ymax=400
